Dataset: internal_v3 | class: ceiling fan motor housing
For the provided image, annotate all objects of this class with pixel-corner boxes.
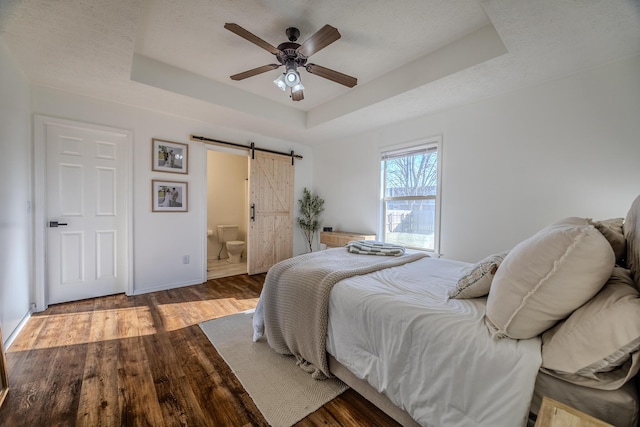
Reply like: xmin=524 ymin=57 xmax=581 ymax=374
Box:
xmin=276 ymin=42 xmax=307 ymax=68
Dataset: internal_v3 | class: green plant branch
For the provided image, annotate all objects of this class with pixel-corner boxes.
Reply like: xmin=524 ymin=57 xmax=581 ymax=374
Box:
xmin=296 ymin=188 xmax=325 ymax=252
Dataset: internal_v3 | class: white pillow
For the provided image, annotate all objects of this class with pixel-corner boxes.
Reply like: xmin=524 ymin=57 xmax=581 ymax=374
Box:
xmin=589 ymin=217 xmax=626 ymax=265
xmin=448 ymin=252 xmax=508 ymax=299
xmin=540 ymin=267 xmax=640 ymax=390
xmin=624 ymin=194 xmax=640 ymax=291
xmin=485 ymin=217 xmax=615 ymax=340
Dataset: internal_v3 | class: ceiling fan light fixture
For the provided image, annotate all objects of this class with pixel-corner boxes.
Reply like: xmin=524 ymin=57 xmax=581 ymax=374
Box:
xmin=273 ymin=74 xmax=287 ymax=91
xmin=284 ymin=68 xmax=300 ymax=87
xmin=292 ymin=82 xmax=304 ymax=93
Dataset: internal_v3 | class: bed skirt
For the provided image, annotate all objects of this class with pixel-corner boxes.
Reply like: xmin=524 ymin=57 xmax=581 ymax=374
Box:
xmin=328 ymin=354 xmax=420 ymax=427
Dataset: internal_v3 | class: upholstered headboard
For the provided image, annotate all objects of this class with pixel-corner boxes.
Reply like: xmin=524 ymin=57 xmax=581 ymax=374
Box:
xmin=624 ymin=194 xmax=640 ymax=290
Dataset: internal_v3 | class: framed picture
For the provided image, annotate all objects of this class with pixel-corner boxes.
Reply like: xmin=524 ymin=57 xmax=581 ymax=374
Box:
xmin=152 ymin=180 xmax=188 ymax=212
xmin=152 ymin=139 xmax=188 ymax=174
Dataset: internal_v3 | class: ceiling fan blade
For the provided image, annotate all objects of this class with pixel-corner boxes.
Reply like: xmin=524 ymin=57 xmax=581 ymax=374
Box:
xmin=224 ymin=23 xmax=279 ymax=55
xmin=291 ymin=88 xmax=304 ymax=101
xmin=230 ymin=64 xmax=280 ymax=81
xmin=305 ymin=63 xmax=357 ymax=88
xmin=296 ymin=25 xmax=341 ymax=57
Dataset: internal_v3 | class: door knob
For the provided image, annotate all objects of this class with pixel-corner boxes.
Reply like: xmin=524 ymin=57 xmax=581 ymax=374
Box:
xmin=49 ymin=221 xmax=68 ymax=227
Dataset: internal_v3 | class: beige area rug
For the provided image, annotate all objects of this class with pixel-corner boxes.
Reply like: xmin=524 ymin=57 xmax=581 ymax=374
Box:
xmin=199 ymin=310 xmax=348 ymax=427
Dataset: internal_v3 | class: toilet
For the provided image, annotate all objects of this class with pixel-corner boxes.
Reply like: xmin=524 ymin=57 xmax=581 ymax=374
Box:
xmin=217 ymin=225 xmax=245 ymax=263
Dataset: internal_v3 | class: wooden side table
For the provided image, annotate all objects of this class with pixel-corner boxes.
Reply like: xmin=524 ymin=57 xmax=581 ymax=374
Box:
xmin=534 ymin=396 xmax=613 ymax=427
xmin=0 ymin=325 xmax=8 ymax=409
xmin=320 ymin=231 xmax=376 ymax=248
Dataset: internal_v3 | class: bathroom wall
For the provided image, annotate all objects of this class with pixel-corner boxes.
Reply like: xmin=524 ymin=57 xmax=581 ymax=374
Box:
xmin=207 ymin=148 xmax=248 ymax=260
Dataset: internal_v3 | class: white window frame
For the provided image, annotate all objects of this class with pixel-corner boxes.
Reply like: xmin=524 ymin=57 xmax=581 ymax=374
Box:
xmin=378 ymin=136 xmax=442 ymax=255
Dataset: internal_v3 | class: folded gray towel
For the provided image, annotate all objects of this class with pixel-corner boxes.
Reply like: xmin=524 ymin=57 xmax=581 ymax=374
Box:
xmin=345 ymin=240 xmax=405 ymax=256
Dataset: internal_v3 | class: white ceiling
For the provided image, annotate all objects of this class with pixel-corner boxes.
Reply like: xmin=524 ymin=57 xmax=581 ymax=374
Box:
xmin=1 ymin=0 xmax=639 ymax=145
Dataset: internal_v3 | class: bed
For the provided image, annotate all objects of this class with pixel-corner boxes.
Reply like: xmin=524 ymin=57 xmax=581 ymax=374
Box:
xmin=253 ymin=194 xmax=640 ymax=427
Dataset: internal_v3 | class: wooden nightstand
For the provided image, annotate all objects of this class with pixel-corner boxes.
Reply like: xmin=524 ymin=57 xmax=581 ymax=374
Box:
xmin=534 ymin=397 xmax=613 ymax=427
xmin=320 ymin=231 xmax=376 ymax=248
xmin=0 ymin=325 xmax=8 ymax=409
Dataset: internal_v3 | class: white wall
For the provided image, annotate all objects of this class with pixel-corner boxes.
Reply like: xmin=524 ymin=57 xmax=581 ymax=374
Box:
xmin=314 ymin=55 xmax=640 ymax=262
xmin=30 ymin=87 xmax=313 ymax=295
xmin=0 ymin=37 xmax=32 ymax=346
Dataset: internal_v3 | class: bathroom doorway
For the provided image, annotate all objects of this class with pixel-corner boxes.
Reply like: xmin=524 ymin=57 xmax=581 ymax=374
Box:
xmin=206 ymin=146 xmax=248 ymax=279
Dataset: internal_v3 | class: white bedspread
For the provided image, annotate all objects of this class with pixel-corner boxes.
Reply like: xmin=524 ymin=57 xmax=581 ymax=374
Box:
xmin=326 ymin=256 xmax=542 ymax=427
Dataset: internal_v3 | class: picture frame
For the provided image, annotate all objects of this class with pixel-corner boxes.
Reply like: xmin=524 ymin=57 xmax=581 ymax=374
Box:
xmin=152 ymin=138 xmax=188 ymax=174
xmin=152 ymin=180 xmax=188 ymax=212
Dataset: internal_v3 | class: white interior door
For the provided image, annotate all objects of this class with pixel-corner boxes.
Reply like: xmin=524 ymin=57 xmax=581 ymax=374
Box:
xmin=45 ymin=122 xmax=129 ymax=304
xmin=247 ymin=151 xmax=294 ymax=274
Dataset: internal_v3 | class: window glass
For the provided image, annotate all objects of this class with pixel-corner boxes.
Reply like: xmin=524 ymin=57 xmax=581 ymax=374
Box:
xmin=381 ymin=143 xmax=439 ymax=252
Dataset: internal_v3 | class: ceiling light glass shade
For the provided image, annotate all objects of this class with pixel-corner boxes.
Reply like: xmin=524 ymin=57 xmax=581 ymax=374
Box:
xmin=284 ymin=69 xmax=300 ymax=87
xmin=273 ymin=74 xmax=287 ymax=91
xmin=292 ymin=83 xmax=304 ymax=93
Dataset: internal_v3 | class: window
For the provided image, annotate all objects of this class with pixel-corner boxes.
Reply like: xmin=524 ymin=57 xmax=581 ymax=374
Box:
xmin=380 ymin=139 xmax=440 ymax=253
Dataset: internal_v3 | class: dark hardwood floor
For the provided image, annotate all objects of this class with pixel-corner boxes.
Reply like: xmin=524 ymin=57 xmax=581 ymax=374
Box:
xmin=0 ymin=274 xmax=400 ymax=426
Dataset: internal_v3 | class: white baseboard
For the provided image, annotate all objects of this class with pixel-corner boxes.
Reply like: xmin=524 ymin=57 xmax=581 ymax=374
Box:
xmin=4 ymin=307 xmax=34 ymax=350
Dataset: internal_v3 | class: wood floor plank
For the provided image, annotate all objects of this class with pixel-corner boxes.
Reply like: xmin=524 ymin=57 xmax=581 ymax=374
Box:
xmin=0 ymin=274 xmax=400 ymax=426
xmin=76 ymin=338 xmax=121 ymax=426
xmin=118 ymin=334 xmax=167 ymax=427
xmin=7 ymin=315 xmax=47 ymax=352
xmin=143 ymin=329 xmax=210 ymax=426
xmin=77 ymin=293 xmax=124 ymax=426
xmin=168 ymin=326 xmax=229 ymax=427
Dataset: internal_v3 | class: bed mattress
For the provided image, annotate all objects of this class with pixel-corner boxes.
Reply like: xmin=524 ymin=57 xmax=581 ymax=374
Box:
xmin=326 ymin=256 xmax=542 ymax=427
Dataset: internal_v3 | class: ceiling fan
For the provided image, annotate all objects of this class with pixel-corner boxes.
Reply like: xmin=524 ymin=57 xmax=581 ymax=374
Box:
xmin=224 ymin=23 xmax=358 ymax=101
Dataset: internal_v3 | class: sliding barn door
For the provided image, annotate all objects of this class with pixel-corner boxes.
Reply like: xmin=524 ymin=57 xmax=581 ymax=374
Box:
xmin=247 ymin=151 xmax=294 ymax=274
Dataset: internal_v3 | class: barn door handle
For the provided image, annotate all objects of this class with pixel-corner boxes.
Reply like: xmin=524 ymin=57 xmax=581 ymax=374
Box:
xmin=250 ymin=204 xmax=255 ymax=222
xmin=49 ymin=221 xmax=68 ymax=227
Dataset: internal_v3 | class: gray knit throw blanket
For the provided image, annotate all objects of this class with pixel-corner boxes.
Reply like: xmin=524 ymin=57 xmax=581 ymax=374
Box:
xmin=259 ymin=247 xmax=428 ymax=379
xmin=345 ymin=240 xmax=406 ymax=256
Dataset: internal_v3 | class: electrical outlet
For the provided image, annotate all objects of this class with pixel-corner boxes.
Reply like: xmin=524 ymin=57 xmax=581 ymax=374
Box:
xmin=183 ymin=255 xmax=190 ymax=264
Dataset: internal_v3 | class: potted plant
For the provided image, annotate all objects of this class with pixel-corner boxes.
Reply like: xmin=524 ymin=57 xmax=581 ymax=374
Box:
xmin=296 ymin=188 xmax=325 ymax=252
